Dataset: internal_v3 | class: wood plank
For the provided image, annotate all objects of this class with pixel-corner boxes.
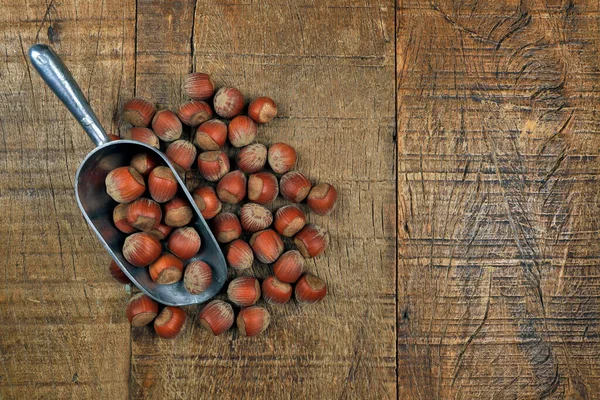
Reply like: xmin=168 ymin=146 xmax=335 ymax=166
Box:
xmin=0 ymin=0 xmax=135 ymax=397
xmin=130 ymin=1 xmax=397 ymax=398
xmin=397 ymin=0 xmax=600 ymax=397
xmin=135 ymin=0 xmax=196 ymax=107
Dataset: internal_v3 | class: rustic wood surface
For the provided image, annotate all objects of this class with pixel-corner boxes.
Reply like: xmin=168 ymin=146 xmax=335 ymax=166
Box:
xmin=0 ymin=0 xmax=597 ymax=399
xmin=397 ymin=0 xmax=600 ymax=398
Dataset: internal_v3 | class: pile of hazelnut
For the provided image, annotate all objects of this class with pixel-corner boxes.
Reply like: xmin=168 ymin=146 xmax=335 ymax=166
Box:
xmin=106 ymin=73 xmax=337 ymax=339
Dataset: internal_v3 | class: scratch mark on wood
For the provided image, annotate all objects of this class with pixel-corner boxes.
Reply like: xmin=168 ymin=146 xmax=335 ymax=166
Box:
xmin=34 ymin=0 xmax=56 ymax=43
xmin=86 ymin=0 xmax=106 ymax=98
xmin=451 ymin=272 xmax=492 ymax=386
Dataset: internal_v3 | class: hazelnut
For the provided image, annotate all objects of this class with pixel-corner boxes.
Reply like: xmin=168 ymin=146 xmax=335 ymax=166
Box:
xmin=294 ymin=224 xmax=328 ymax=258
xmin=274 ymin=205 xmax=306 ymax=237
xmin=122 ymin=98 xmax=156 ymax=127
xmin=240 ymin=203 xmax=273 ymax=233
xmin=199 ymin=300 xmax=234 ymax=336
xmin=109 ymin=260 xmax=130 ymax=284
xmin=228 ymin=115 xmax=257 ymax=147
xmin=130 ymin=127 xmax=160 ymax=149
xmin=197 ymin=150 xmax=230 ymax=182
xmin=237 ymin=306 xmax=270 ymax=337
xmin=216 ymin=170 xmax=247 ymax=204
xmin=194 ymin=119 xmax=227 ymax=150
xmin=152 ymin=109 xmax=182 ymax=142
xmin=247 ymin=172 xmax=279 ymax=205
xmin=166 ymin=140 xmax=197 ymax=171
xmin=249 ymin=229 xmax=284 ymax=264
xmin=273 ymin=250 xmax=304 ymax=283
xmin=126 ymin=197 xmax=162 ymax=232
xmin=261 ymin=276 xmax=292 ymax=304
xmin=294 ymin=274 xmax=327 ymax=303
xmin=236 ymin=143 xmax=267 ymax=173
xmin=267 ymin=143 xmax=296 ymax=174
xmin=123 ymin=232 xmax=162 ymax=267
xmin=177 ymin=100 xmax=212 ymax=126
xmin=211 ymin=212 xmax=242 ymax=243
xmin=149 ymin=252 xmax=184 ymax=284
xmin=225 ymin=239 xmax=254 ymax=270
xmin=113 ymin=203 xmax=137 ymax=234
xmin=248 ymin=97 xmax=277 ymax=124
xmin=126 ymin=293 xmax=159 ymax=327
xmin=307 ymin=183 xmax=338 ymax=216
xmin=213 ymin=87 xmax=244 ymax=119
xmin=130 ymin=153 xmax=158 ymax=176
xmin=148 ymin=223 xmax=173 ymax=240
xmin=192 ymin=186 xmax=222 ymax=220
xmin=148 ymin=166 xmax=178 ymax=203
xmin=227 ymin=276 xmax=261 ymax=307
xmin=279 ymin=171 xmax=311 ymax=203
xmin=163 ymin=197 xmax=193 ymax=227
xmin=154 ymin=306 xmax=186 ymax=339
xmin=168 ymin=227 xmax=201 ymax=260
xmin=183 ymin=73 xmax=215 ymax=100
xmin=183 ymin=260 xmax=212 ymax=295
xmin=105 ymin=166 xmax=146 ymax=203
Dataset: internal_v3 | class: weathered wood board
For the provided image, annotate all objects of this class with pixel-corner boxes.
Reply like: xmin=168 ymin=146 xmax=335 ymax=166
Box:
xmin=0 ymin=0 xmax=136 ymax=398
xmin=129 ymin=1 xmax=397 ymax=398
xmin=397 ymin=0 xmax=600 ymax=398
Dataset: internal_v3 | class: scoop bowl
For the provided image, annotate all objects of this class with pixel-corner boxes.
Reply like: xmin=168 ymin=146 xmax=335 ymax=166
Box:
xmin=29 ymin=43 xmax=227 ymax=306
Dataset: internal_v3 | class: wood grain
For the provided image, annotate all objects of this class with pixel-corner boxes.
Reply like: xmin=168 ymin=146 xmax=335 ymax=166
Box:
xmin=397 ymin=0 xmax=600 ymax=398
xmin=0 ymin=0 xmax=135 ymax=397
xmin=3 ymin=0 xmax=600 ymax=398
xmin=129 ymin=1 xmax=397 ymax=399
xmin=135 ymin=0 xmax=196 ymax=107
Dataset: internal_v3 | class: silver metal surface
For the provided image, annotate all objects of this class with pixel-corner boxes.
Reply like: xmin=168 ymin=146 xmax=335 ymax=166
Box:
xmin=28 ymin=44 xmax=227 ymax=306
xmin=29 ymin=44 xmax=110 ymax=147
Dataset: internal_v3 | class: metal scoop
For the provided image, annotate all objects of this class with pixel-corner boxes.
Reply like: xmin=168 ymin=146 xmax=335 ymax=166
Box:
xmin=28 ymin=44 xmax=227 ymax=306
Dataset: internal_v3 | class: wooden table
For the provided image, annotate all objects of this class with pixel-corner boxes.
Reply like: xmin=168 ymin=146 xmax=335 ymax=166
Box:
xmin=1 ymin=0 xmax=598 ymax=398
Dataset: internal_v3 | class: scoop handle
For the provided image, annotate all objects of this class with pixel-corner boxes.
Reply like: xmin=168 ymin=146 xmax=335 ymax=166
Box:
xmin=28 ymin=44 xmax=109 ymax=146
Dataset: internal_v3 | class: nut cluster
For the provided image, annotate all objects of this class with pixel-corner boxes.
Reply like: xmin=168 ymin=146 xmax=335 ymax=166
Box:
xmin=107 ymin=72 xmax=337 ymax=339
